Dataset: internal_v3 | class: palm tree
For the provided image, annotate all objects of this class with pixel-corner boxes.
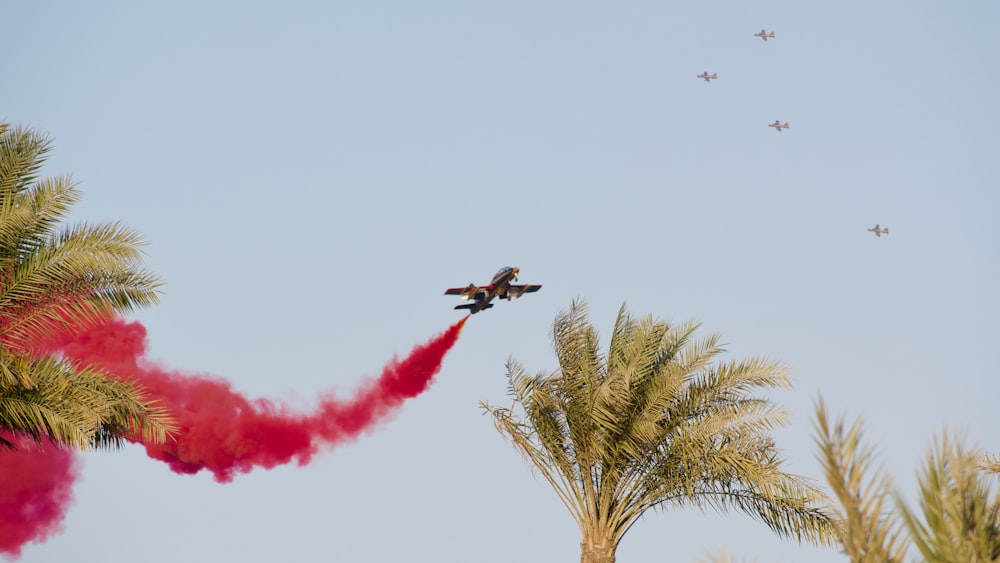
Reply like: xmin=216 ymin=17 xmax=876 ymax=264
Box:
xmin=0 ymin=120 xmax=173 ymax=450
xmin=813 ymin=397 xmax=909 ymax=562
xmin=482 ymin=301 xmax=838 ymax=563
xmin=898 ymin=432 xmax=1000 ymax=563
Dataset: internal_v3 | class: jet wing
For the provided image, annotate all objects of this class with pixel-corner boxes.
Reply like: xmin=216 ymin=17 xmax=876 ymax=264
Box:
xmin=507 ymin=284 xmax=542 ymax=299
xmin=444 ymin=285 xmax=487 ymax=299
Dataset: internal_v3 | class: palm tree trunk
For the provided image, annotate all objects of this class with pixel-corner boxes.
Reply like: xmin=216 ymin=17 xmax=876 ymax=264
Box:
xmin=580 ymin=534 xmax=616 ymax=563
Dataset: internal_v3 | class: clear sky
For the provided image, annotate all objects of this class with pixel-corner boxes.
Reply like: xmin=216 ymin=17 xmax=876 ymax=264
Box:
xmin=5 ymin=1 xmax=999 ymax=561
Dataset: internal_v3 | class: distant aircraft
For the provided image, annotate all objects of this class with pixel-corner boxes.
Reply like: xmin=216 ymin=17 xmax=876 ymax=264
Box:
xmin=697 ymin=72 xmax=718 ymax=82
xmin=867 ymin=224 xmax=889 ymax=237
xmin=768 ymin=120 xmax=790 ymax=131
xmin=755 ymin=29 xmax=776 ymax=41
xmin=444 ymin=266 xmax=542 ymax=314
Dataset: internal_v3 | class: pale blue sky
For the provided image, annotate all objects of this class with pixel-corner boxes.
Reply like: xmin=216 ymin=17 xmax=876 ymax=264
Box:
xmin=6 ymin=1 xmax=999 ymax=562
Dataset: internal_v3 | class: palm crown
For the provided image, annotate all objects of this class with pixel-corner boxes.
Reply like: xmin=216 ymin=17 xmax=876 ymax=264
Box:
xmin=0 ymin=121 xmax=172 ymax=449
xmin=483 ymin=301 xmax=837 ymax=562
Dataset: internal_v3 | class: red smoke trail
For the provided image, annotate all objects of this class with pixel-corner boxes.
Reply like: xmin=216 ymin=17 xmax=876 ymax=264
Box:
xmin=0 ymin=315 xmax=467 ymax=557
xmin=55 ymin=315 xmax=468 ymax=481
xmin=0 ymin=436 xmax=78 ymax=559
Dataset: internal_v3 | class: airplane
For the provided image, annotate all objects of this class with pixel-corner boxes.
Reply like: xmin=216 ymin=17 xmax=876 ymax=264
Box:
xmin=867 ymin=224 xmax=889 ymax=237
xmin=769 ymin=120 xmax=789 ymax=131
xmin=697 ymin=72 xmax=718 ymax=82
xmin=754 ymin=29 xmax=776 ymax=41
xmin=444 ymin=266 xmax=541 ymax=314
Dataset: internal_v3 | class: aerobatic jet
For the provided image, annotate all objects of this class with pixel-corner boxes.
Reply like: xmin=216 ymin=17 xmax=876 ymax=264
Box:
xmin=444 ymin=266 xmax=542 ymax=314
xmin=755 ymin=29 xmax=776 ymax=41
xmin=697 ymin=72 xmax=718 ymax=82
xmin=769 ymin=120 xmax=790 ymax=132
xmin=867 ymin=224 xmax=889 ymax=237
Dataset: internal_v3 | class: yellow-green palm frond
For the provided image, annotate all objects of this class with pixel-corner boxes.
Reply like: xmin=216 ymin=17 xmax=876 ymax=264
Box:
xmin=897 ymin=431 xmax=1000 ymax=563
xmin=482 ymin=394 xmax=589 ymax=529
xmin=0 ymin=224 xmax=163 ymax=351
xmin=507 ymin=360 xmax=579 ymax=477
xmin=0 ymin=181 xmax=162 ymax=350
xmin=0 ymin=124 xmax=51 ymax=197
xmin=812 ymin=397 xmax=908 ymax=562
xmin=0 ymin=120 xmax=167 ymax=451
xmin=0 ymin=350 xmax=175 ymax=450
xmin=982 ymin=455 xmax=1000 ymax=476
xmin=624 ymin=413 xmax=835 ymax=546
xmin=552 ymin=299 xmax=605 ymax=385
xmin=0 ymin=174 xmax=80 ymax=262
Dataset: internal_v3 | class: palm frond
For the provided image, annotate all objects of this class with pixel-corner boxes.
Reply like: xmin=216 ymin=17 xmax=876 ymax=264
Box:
xmin=0 ymin=124 xmax=51 ymax=197
xmin=897 ymin=431 xmax=1000 ymax=563
xmin=812 ymin=397 xmax=908 ymax=562
xmin=0 ymin=351 xmax=175 ymax=449
xmin=481 ymin=399 xmax=589 ymax=530
xmin=0 ymin=214 xmax=162 ymax=351
xmin=0 ymin=174 xmax=80 ymax=260
xmin=981 ymin=455 xmax=1000 ymax=476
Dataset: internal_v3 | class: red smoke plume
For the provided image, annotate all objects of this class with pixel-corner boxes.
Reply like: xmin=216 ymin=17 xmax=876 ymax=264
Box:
xmin=0 ymin=436 xmax=78 ymax=559
xmin=0 ymin=316 xmax=467 ymax=557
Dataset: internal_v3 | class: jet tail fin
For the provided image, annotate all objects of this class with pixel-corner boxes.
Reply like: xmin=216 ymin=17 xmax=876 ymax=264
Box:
xmin=454 ymin=303 xmax=494 ymax=312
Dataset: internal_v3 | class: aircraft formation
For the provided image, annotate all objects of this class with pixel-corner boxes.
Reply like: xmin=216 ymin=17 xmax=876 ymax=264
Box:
xmin=446 ymin=29 xmax=895 ymax=316
xmin=696 ymin=29 xmax=886 ymax=240
xmin=696 ymin=29 xmax=789 ymax=132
